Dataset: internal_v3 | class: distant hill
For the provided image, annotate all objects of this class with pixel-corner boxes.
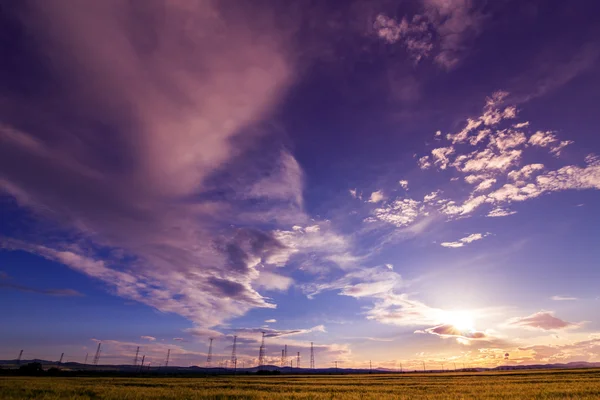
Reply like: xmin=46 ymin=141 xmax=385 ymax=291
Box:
xmin=1 ymin=360 xmax=599 ymax=374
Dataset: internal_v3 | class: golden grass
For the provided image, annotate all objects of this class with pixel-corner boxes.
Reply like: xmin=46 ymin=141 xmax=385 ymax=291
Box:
xmin=1 ymin=369 xmax=600 ymax=399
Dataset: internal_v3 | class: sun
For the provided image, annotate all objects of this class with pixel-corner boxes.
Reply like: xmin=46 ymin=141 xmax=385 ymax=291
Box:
xmin=444 ymin=311 xmax=475 ymax=332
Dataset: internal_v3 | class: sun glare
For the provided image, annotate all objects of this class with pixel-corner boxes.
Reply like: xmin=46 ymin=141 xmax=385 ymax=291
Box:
xmin=444 ymin=311 xmax=475 ymax=332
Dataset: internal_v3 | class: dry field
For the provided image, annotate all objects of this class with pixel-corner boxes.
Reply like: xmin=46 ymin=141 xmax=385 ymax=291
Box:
xmin=1 ymin=369 xmax=600 ymax=399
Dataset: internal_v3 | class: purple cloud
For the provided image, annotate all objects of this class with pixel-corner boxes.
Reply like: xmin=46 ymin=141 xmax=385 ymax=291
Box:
xmin=508 ymin=311 xmax=579 ymax=331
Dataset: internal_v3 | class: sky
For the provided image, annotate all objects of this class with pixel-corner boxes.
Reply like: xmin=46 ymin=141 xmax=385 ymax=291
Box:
xmin=1 ymin=0 xmax=600 ymax=370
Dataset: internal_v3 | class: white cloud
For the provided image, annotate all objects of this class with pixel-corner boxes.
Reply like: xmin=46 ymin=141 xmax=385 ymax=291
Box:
xmin=423 ymin=190 xmax=440 ymax=202
xmin=399 ymin=180 xmax=409 ymax=189
xmin=529 ymin=131 xmax=558 ymax=147
xmin=490 ymin=130 xmax=527 ymax=151
xmin=371 ymin=198 xmax=424 ymax=227
xmin=508 ymin=164 xmax=545 ymax=182
xmin=474 ymin=178 xmax=496 ymax=192
xmin=486 ymin=208 xmax=517 ymax=218
xmin=464 ymin=174 xmax=488 ymax=184
xmin=550 ymin=140 xmax=573 ymax=156
xmin=441 ymin=233 xmax=488 ymax=248
xmin=418 ymin=155 xmax=432 ymax=169
xmin=368 ymin=190 xmax=385 ymax=203
xmin=141 ymin=336 xmax=156 ymax=342
xmin=265 ymin=319 xmax=277 ymax=323
xmin=460 ymin=149 xmax=522 ymax=173
xmin=431 ymin=147 xmax=455 ymax=169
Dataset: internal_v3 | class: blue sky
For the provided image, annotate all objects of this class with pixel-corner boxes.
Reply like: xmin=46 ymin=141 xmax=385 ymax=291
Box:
xmin=1 ymin=0 xmax=600 ymax=369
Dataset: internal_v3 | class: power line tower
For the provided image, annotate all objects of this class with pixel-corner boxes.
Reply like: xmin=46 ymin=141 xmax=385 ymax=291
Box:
xmin=206 ymin=338 xmax=214 ymax=367
xmin=284 ymin=345 xmax=287 ymax=363
xmin=310 ymin=342 xmax=315 ymax=369
xmin=84 ymin=353 xmax=88 ymax=365
xmin=258 ymin=332 xmax=266 ymax=367
xmin=133 ymin=346 xmax=140 ymax=366
xmin=92 ymin=342 xmax=102 ymax=366
xmin=165 ymin=349 xmax=171 ymax=367
xmin=296 ymin=352 xmax=300 ymax=369
xmin=281 ymin=349 xmax=285 ymax=368
xmin=139 ymin=355 xmax=145 ymax=372
xmin=231 ymin=335 xmax=237 ymax=369
xmin=17 ymin=349 xmax=23 ymax=365
xmin=59 ymin=353 xmax=64 ymax=364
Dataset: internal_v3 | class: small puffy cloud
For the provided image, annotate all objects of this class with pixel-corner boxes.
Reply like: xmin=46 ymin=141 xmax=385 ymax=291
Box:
xmin=551 ymin=296 xmax=577 ymax=301
xmin=431 ymin=147 xmax=455 ymax=169
xmin=173 ymin=338 xmax=184 ymax=342
xmin=371 ymin=198 xmax=423 ymax=227
xmin=507 ymin=311 xmax=579 ymax=331
xmin=464 ymin=174 xmax=488 ymax=184
xmin=423 ymin=190 xmax=440 ymax=202
xmin=385 ymin=263 xmax=394 ymax=270
xmin=399 ymin=180 xmax=409 ymax=189
xmin=550 ymin=140 xmax=573 ymax=156
xmin=460 ymin=148 xmax=522 ymax=173
xmin=141 ymin=336 xmax=156 ymax=342
xmin=529 ymin=130 xmax=558 ymax=147
xmin=264 ymin=319 xmax=277 ymax=323
xmin=513 ymin=122 xmax=529 ymax=128
xmin=441 ymin=233 xmax=488 ymax=248
xmin=474 ymin=178 xmax=496 ymax=192
xmin=418 ymin=155 xmax=432 ymax=169
xmin=508 ymin=164 xmax=545 ymax=182
xmin=368 ymin=190 xmax=385 ymax=203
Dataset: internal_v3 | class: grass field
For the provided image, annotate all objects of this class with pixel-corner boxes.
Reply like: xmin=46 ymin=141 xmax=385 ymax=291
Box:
xmin=1 ymin=369 xmax=600 ymax=399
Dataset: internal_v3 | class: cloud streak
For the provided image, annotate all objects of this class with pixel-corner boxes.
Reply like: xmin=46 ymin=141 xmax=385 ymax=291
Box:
xmin=507 ymin=311 xmax=580 ymax=331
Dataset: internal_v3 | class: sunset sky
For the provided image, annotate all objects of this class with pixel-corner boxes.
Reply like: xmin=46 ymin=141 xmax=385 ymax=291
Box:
xmin=1 ymin=0 xmax=599 ymax=370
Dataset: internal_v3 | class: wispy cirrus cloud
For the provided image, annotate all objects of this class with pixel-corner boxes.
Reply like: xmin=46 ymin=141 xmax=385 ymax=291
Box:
xmin=0 ymin=0 xmax=332 ymax=331
xmin=0 ymin=282 xmax=82 ymax=297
